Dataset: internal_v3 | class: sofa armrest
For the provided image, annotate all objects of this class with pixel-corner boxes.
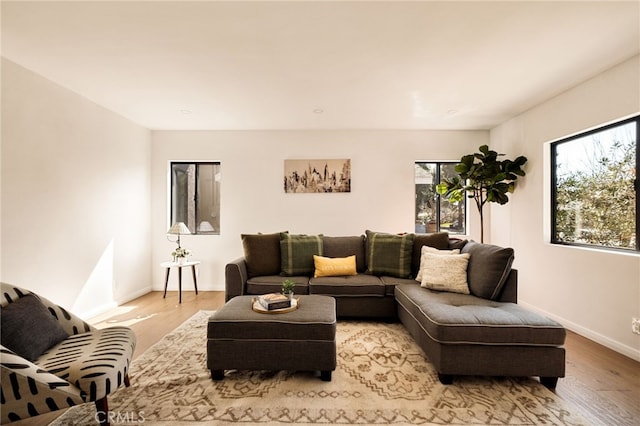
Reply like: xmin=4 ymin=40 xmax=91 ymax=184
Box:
xmin=225 ymin=257 xmax=249 ymax=302
xmin=1 ymin=346 xmax=85 ymax=422
xmin=497 ymin=269 xmax=518 ymax=303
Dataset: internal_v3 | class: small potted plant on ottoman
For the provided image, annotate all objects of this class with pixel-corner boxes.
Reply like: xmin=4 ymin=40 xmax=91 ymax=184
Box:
xmin=281 ymin=279 xmax=295 ymax=300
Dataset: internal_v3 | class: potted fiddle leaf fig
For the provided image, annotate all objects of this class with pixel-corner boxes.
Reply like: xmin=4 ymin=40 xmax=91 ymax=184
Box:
xmin=436 ymin=145 xmax=527 ymax=243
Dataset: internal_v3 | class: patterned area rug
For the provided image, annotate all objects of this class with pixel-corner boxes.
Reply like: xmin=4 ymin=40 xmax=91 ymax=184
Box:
xmin=51 ymin=311 xmax=586 ymax=425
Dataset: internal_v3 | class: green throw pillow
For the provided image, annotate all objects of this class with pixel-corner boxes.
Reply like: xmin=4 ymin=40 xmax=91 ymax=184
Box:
xmin=280 ymin=233 xmax=323 ymax=276
xmin=365 ymin=230 xmax=415 ymax=278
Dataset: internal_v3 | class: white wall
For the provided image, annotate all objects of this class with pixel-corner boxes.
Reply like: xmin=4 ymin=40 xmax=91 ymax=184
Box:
xmin=490 ymin=55 xmax=640 ymax=360
xmin=1 ymin=59 xmax=152 ymax=318
xmin=4 ymin=53 xmax=637 ymax=363
xmin=150 ymin=130 xmax=487 ymax=291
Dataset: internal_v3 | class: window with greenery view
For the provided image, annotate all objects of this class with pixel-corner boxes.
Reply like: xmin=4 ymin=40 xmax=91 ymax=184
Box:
xmin=415 ymin=162 xmax=466 ymax=235
xmin=551 ymin=116 xmax=638 ymax=251
xmin=171 ymin=162 xmax=221 ymax=235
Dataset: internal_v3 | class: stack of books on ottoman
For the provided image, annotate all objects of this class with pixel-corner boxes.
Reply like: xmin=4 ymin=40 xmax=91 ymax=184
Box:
xmin=257 ymin=293 xmax=292 ymax=310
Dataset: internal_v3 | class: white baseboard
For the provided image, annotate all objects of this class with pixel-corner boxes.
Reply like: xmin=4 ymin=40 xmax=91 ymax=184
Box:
xmin=151 ymin=283 xmax=224 ymax=292
xmin=77 ymin=301 xmax=118 ymax=321
xmin=77 ymin=286 xmax=153 ymax=320
xmin=116 ymin=286 xmax=153 ymax=305
xmin=519 ymin=301 xmax=640 ymax=362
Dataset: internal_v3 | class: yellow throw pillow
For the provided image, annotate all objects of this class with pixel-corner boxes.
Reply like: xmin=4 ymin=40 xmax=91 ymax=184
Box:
xmin=313 ymin=255 xmax=358 ymax=277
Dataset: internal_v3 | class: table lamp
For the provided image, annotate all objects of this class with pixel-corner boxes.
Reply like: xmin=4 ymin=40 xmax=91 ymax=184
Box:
xmin=167 ymin=222 xmax=190 ymax=248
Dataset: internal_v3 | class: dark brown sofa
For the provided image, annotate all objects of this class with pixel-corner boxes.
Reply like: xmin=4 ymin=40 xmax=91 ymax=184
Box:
xmin=224 ymin=231 xmax=566 ymax=388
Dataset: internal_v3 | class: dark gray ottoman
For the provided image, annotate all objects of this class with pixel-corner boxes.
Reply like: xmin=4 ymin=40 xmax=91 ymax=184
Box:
xmin=207 ymin=295 xmax=337 ymax=381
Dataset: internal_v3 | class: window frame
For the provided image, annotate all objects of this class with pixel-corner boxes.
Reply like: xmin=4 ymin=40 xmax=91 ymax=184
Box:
xmin=169 ymin=161 xmax=221 ymax=235
xmin=550 ymin=115 xmax=639 ymax=253
xmin=414 ymin=161 xmax=467 ymax=235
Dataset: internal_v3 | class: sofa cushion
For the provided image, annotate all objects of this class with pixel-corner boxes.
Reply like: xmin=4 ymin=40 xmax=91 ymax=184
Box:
xmin=411 ymin=232 xmax=450 ymax=277
xmin=420 ymin=252 xmax=471 ymax=295
xmin=242 ymin=232 xmax=284 ymax=278
xmin=309 ymin=274 xmax=385 ymax=296
xmin=1 ymin=294 xmax=70 ymax=361
xmin=246 ymin=276 xmax=309 ymax=295
xmin=280 ymin=233 xmax=323 ymax=276
xmin=416 ymin=246 xmax=460 ymax=282
xmin=380 ymin=276 xmax=419 ymax=296
xmin=462 ymin=241 xmax=514 ymax=300
xmin=313 ymin=255 xmax=357 ymax=277
xmin=322 ymin=235 xmax=367 ymax=272
xmin=365 ymin=230 xmax=415 ymax=279
xmin=395 ymin=284 xmax=566 ymax=346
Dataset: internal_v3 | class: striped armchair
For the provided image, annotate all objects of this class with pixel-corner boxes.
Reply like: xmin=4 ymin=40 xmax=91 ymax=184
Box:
xmin=1 ymin=283 xmax=136 ymax=425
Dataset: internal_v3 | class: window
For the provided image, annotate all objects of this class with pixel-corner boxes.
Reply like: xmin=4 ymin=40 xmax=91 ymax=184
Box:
xmin=170 ymin=162 xmax=221 ymax=235
xmin=415 ymin=162 xmax=466 ymax=235
xmin=551 ymin=116 xmax=638 ymax=251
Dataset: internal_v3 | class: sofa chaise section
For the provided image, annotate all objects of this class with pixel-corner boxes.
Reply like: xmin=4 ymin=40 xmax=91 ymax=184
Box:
xmin=395 ymin=281 xmax=566 ymax=387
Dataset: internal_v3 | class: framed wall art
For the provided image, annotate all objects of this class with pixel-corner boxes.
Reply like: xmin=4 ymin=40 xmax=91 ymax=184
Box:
xmin=284 ymin=159 xmax=351 ymax=193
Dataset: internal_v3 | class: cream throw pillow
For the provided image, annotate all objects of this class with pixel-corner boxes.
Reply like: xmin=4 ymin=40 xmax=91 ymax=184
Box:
xmin=420 ymin=252 xmax=471 ymax=294
xmin=313 ymin=255 xmax=358 ymax=277
xmin=415 ymin=246 xmax=460 ymax=282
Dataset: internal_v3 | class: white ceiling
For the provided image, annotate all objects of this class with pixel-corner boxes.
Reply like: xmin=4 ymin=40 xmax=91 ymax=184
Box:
xmin=2 ymin=1 xmax=639 ymax=130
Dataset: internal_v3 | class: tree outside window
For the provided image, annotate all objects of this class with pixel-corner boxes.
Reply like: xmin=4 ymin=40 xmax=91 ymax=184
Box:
xmin=415 ymin=162 xmax=466 ymax=235
xmin=552 ymin=116 xmax=638 ymax=251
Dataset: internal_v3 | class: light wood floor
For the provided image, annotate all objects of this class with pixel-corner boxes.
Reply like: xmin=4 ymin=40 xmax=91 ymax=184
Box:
xmin=13 ymin=291 xmax=640 ymax=426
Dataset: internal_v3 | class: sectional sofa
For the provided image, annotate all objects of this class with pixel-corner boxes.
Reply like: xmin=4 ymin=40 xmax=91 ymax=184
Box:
xmin=225 ymin=230 xmax=566 ymax=388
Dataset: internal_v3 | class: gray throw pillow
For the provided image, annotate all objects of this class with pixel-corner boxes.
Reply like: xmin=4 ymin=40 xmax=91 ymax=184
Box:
xmin=366 ymin=230 xmax=415 ymax=279
xmin=242 ymin=232 xmax=285 ymax=278
xmin=462 ymin=241 xmax=515 ymax=300
xmin=280 ymin=233 xmax=323 ymax=276
xmin=1 ymin=293 xmax=69 ymax=361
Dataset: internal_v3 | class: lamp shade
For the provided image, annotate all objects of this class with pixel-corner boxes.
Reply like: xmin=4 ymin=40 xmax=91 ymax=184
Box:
xmin=198 ymin=221 xmax=215 ymax=232
xmin=167 ymin=222 xmax=191 ymax=235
